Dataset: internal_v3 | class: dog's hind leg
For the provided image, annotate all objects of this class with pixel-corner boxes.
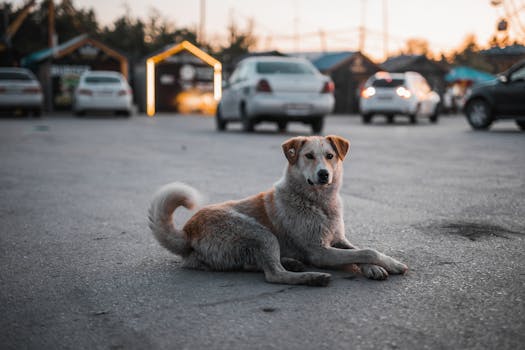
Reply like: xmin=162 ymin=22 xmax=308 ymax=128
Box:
xmin=281 ymin=257 xmax=305 ymax=272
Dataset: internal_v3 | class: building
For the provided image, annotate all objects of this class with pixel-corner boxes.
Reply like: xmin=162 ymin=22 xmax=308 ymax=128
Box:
xmin=381 ymin=55 xmax=448 ymax=96
xmin=21 ymin=35 xmax=128 ymax=111
xmin=480 ymin=44 xmax=525 ymax=73
xmin=311 ymin=51 xmax=380 ymax=114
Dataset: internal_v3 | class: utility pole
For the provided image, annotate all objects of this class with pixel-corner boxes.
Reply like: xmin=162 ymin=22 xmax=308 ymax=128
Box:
xmin=358 ymin=0 xmax=367 ymax=52
xmin=319 ymin=29 xmax=327 ymax=53
xmin=199 ymin=0 xmax=206 ymax=45
xmin=293 ymin=0 xmax=300 ymax=52
xmin=383 ymin=0 xmax=388 ymax=59
xmin=49 ymin=0 xmax=57 ymax=51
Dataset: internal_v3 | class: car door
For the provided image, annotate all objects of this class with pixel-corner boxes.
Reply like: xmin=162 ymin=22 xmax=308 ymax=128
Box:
xmin=493 ymin=63 xmax=525 ymax=115
xmin=227 ymin=63 xmax=251 ymax=119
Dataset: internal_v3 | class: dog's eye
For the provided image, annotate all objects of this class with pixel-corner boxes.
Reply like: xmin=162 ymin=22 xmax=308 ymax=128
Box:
xmin=326 ymin=153 xmax=334 ymax=160
xmin=305 ymin=153 xmax=314 ymax=160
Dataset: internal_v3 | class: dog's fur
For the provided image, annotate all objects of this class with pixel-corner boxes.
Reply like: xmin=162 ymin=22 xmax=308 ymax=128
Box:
xmin=148 ymin=135 xmax=407 ymax=286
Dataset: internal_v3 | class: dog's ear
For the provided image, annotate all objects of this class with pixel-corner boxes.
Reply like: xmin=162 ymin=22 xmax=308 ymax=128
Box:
xmin=282 ymin=137 xmax=307 ymax=165
xmin=326 ymin=135 xmax=350 ymax=160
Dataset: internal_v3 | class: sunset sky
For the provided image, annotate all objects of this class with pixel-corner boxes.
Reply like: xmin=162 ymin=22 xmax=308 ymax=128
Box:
xmin=13 ymin=0 xmax=525 ymax=60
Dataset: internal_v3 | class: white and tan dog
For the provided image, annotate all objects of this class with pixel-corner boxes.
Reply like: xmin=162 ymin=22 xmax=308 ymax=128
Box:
xmin=149 ymin=135 xmax=407 ymax=286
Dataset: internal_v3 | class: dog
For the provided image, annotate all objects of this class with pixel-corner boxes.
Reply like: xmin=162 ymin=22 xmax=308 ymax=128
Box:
xmin=148 ymin=135 xmax=408 ymax=286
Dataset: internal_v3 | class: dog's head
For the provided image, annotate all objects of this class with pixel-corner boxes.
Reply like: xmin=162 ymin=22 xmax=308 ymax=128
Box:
xmin=282 ymin=135 xmax=350 ymax=187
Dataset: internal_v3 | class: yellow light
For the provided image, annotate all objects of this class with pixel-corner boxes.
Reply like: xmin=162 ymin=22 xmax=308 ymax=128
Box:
xmin=145 ymin=41 xmax=222 ymax=116
xmin=146 ymin=59 xmax=155 ymax=116
xmin=214 ymin=69 xmax=222 ymax=100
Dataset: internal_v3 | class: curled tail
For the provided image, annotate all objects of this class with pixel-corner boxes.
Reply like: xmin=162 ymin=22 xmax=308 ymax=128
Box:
xmin=148 ymin=182 xmax=201 ymax=256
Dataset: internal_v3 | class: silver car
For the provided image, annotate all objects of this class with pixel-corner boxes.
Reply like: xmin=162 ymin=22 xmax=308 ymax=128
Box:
xmin=73 ymin=71 xmax=133 ymax=116
xmin=217 ymin=56 xmax=335 ymax=133
xmin=0 ymin=67 xmax=43 ymax=116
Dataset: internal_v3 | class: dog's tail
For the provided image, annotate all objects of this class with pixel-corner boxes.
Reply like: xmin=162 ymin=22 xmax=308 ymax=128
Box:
xmin=148 ymin=182 xmax=201 ymax=256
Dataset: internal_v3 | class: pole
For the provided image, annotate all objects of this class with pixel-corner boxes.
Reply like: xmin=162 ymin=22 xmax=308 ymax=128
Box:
xmin=383 ymin=0 xmax=388 ymax=59
xmin=199 ymin=0 xmax=206 ymax=44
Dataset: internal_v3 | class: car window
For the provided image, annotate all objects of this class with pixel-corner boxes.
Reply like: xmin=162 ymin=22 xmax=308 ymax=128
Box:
xmin=84 ymin=76 xmax=121 ymax=84
xmin=229 ymin=64 xmax=244 ymax=83
xmin=0 ymin=72 xmax=33 ymax=81
xmin=371 ymin=79 xmax=404 ymax=88
xmin=510 ymin=66 xmax=525 ymax=82
xmin=256 ymin=61 xmax=315 ymax=75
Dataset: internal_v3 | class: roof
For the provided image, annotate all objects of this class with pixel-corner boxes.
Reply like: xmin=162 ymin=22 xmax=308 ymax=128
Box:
xmin=381 ymin=55 xmax=422 ymax=71
xmin=381 ymin=54 xmax=448 ymax=73
xmin=21 ymin=34 xmax=127 ymax=67
xmin=311 ymin=51 xmax=355 ymax=71
xmin=481 ymin=44 xmax=525 ymax=56
xmin=445 ymin=66 xmax=495 ymax=83
xmin=21 ymin=34 xmax=88 ymax=66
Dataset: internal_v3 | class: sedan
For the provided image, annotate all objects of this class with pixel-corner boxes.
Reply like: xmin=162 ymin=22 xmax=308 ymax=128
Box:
xmin=360 ymin=71 xmax=440 ymax=124
xmin=0 ymin=67 xmax=43 ymax=116
xmin=216 ymin=56 xmax=335 ymax=133
xmin=73 ymin=71 xmax=133 ymax=116
xmin=464 ymin=59 xmax=525 ymax=130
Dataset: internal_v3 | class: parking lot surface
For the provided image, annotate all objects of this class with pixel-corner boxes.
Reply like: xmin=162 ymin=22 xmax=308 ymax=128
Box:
xmin=1 ymin=114 xmax=524 ymax=350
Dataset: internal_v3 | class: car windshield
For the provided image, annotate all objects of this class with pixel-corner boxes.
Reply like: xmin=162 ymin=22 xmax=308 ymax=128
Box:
xmin=85 ymin=76 xmax=121 ymax=84
xmin=256 ymin=61 xmax=315 ymax=75
xmin=0 ymin=72 xmax=32 ymax=81
xmin=372 ymin=78 xmax=405 ymax=88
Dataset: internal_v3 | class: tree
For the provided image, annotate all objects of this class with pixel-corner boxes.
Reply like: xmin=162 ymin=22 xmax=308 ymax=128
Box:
xmin=218 ymin=17 xmax=258 ymax=70
xmin=404 ymin=38 xmax=430 ymax=56
xmin=451 ymin=34 xmax=492 ymax=72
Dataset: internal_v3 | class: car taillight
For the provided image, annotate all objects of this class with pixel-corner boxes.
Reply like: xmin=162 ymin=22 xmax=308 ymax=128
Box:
xmin=361 ymin=87 xmax=376 ymax=99
xmin=23 ymin=87 xmax=41 ymax=94
xmin=321 ymin=81 xmax=335 ymax=94
xmin=78 ymin=89 xmax=93 ymax=96
xmin=118 ymin=89 xmax=131 ymax=96
xmin=396 ymin=86 xmax=411 ymax=99
xmin=256 ymin=79 xmax=272 ymax=93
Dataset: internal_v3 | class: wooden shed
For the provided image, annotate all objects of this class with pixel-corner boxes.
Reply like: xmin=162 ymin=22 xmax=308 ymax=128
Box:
xmin=21 ymin=35 xmax=128 ymax=111
xmin=311 ymin=51 xmax=381 ymax=114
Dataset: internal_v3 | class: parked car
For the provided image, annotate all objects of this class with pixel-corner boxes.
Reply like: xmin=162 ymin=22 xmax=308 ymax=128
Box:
xmin=73 ymin=71 xmax=133 ymax=116
xmin=0 ymin=67 xmax=43 ymax=116
xmin=216 ymin=56 xmax=335 ymax=133
xmin=463 ymin=59 xmax=525 ymax=131
xmin=359 ymin=71 xmax=440 ymax=124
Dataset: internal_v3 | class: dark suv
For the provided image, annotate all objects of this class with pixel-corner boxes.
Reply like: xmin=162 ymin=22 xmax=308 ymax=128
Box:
xmin=464 ymin=59 xmax=525 ymax=130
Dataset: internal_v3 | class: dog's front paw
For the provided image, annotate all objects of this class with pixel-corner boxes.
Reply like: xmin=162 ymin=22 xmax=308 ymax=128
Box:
xmin=360 ymin=264 xmax=389 ymax=280
xmin=383 ymin=256 xmax=408 ymax=275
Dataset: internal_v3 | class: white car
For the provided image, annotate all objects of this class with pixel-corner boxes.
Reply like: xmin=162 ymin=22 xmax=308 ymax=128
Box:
xmin=217 ymin=56 xmax=335 ymax=133
xmin=359 ymin=71 xmax=440 ymax=124
xmin=73 ymin=71 xmax=133 ymax=116
xmin=0 ymin=67 xmax=43 ymax=116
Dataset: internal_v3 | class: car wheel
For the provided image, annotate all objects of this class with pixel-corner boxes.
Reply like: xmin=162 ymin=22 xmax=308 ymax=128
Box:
xmin=75 ymin=110 xmax=85 ymax=117
xmin=32 ymin=109 xmax=42 ymax=118
xmin=516 ymin=120 xmax=525 ymax=131
xmin=240 ymin=104 xmax=254 ymax=132
xmin=466 ymin=99 xmax=492 ymax=130
xmin=430 ymin=104 xmax=440 ymax=123
xmin=277 ymin=121 xmax=287 ymax=133
xmin=362 ymin=114 xmax=372 ymax=124
xmin=216 ymin=103 xmax=227 ymax=131
xmin=311 ymin=117 xmax=324 ymax=134
xmin=386 ymin=114 xmax=394 ymax=124
xmin=409 ymin=114 xmax=417 ymax=124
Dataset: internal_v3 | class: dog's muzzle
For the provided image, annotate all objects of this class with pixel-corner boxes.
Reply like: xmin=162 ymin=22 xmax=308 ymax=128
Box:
xmin=317 ymin=169 xmax=330 ymax=185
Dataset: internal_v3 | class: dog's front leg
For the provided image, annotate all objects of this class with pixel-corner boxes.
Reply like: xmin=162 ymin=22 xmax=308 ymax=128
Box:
xmin=308 ymin=246 xmax=408 ymax=275
xmin=331 ymin=239 xmax=389 ymax=280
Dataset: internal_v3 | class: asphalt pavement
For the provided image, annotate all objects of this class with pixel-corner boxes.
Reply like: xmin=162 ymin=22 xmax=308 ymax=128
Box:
xmin=0 ymin=113 xmax=524 ymax=350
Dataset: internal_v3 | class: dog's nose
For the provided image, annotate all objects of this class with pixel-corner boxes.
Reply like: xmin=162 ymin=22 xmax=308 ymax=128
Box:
xmin=317 ymin=169 xmax=329 ymax=184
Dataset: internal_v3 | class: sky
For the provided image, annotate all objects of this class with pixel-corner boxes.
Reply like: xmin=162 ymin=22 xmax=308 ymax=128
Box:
xmin=14 ymin=0 xmax=524 ymax=60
